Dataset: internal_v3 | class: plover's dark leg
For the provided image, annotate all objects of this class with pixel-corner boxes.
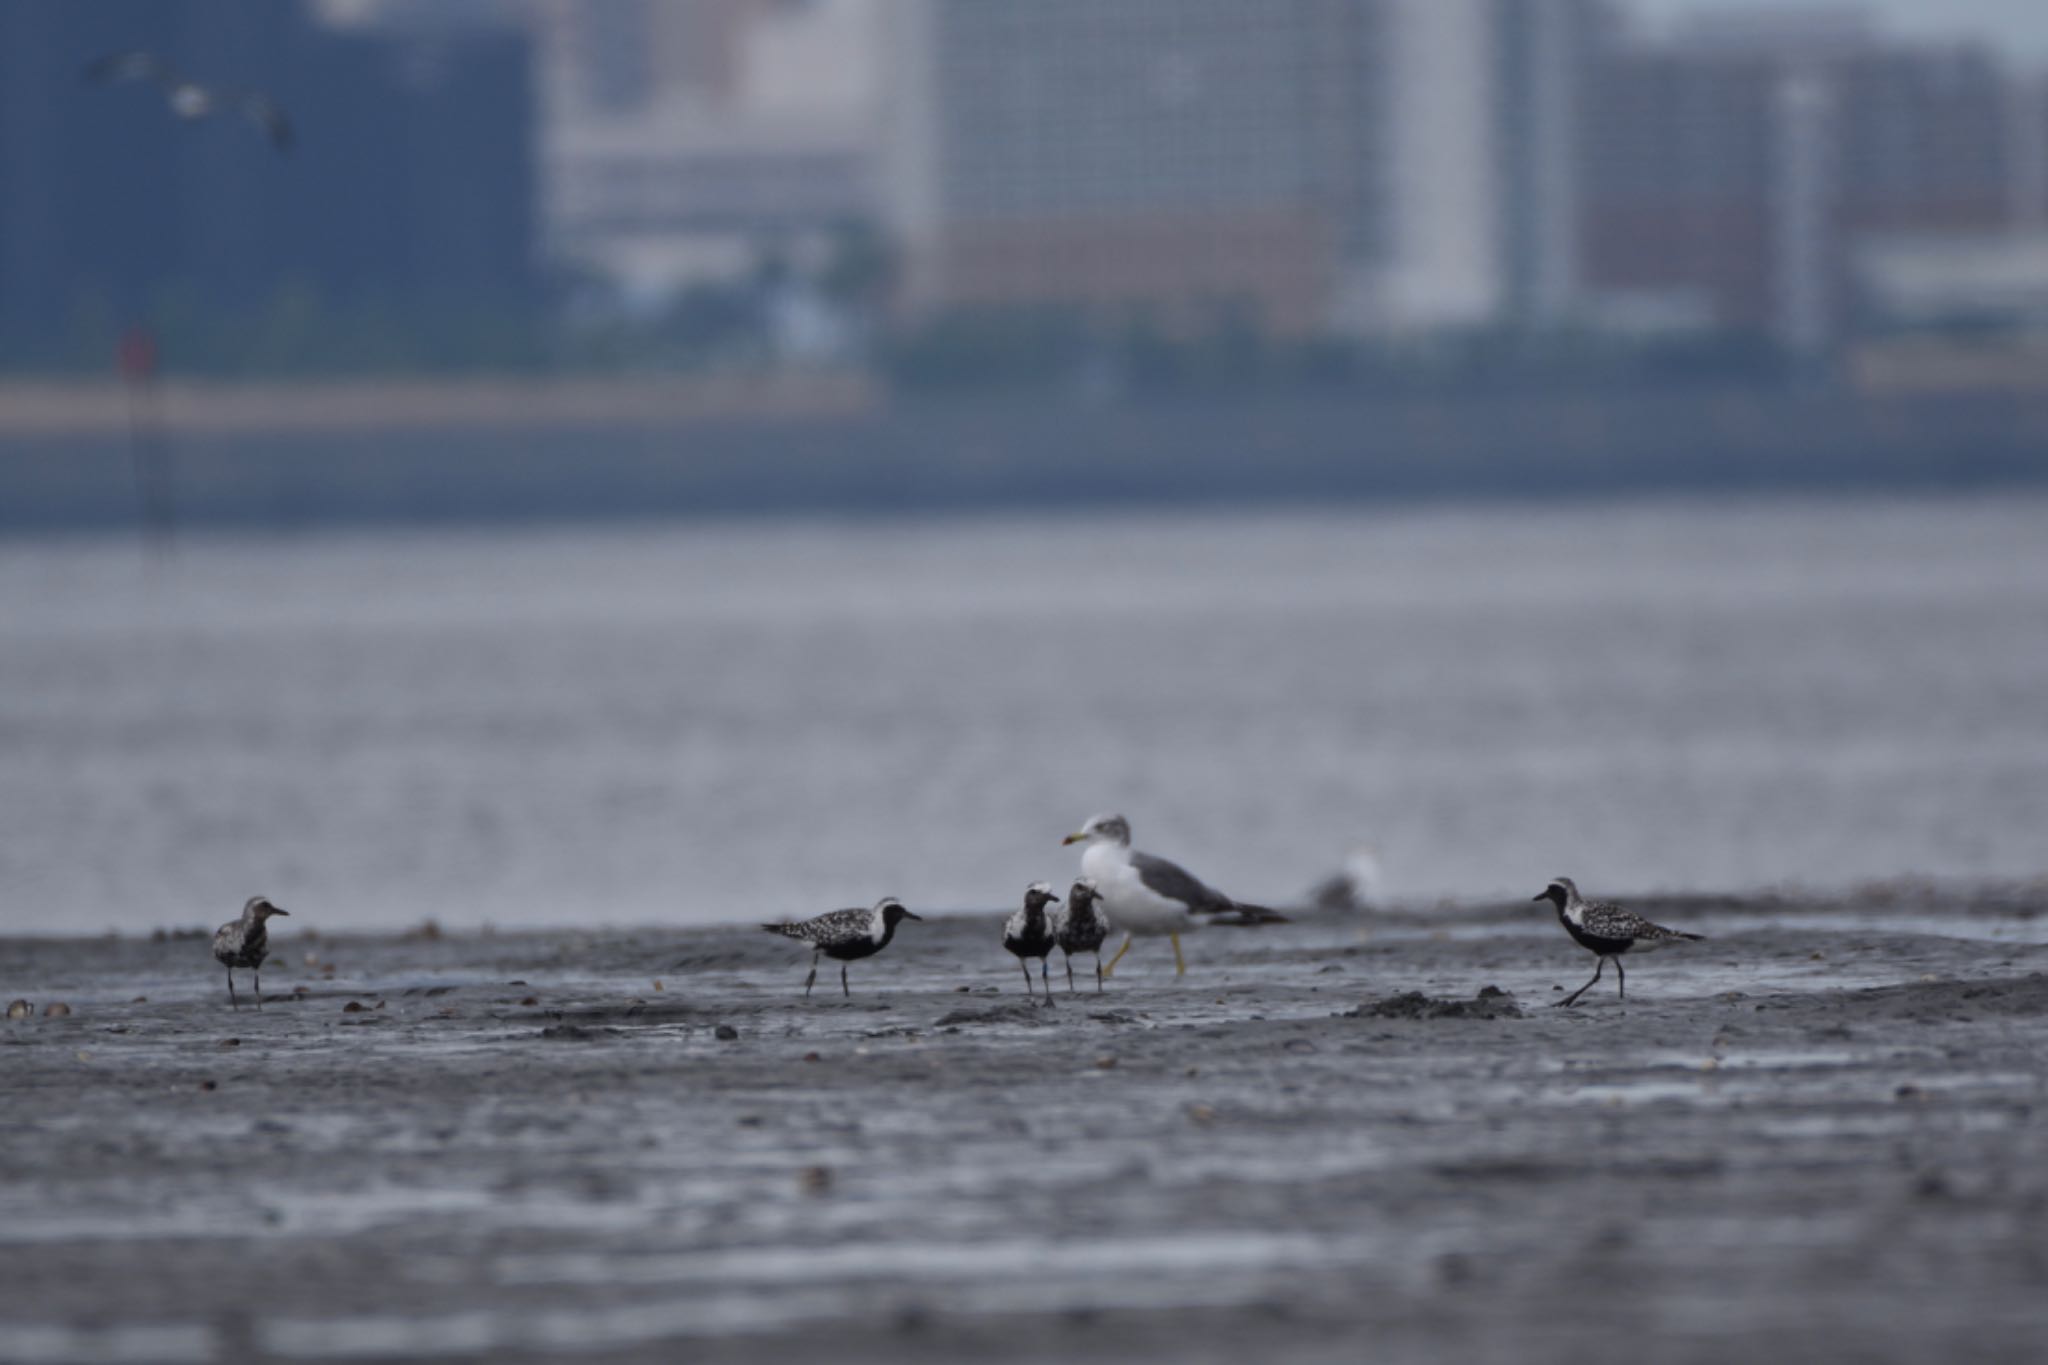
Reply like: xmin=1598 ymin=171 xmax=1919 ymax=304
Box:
xmin=840 ymin=962 xmax=850 ymax=998
xmin=1170 ymin=933 xmax=1186 ymax=977
xmin=1094 ymin=950 xmax=1104 ymax=992
xmin=1019 ymin=960 xmax=1035 ymax=996
xmin=1064 ymin=952 xmax=1075 ymax=994
xmin=804 ymin=951 xmax=819 ymax=999
xmin=1557 ymin=955 xmax=1607 ymax=1008
xmin=226 ymin=967 xmax=239 ymax=1011
xmin=1039 ymin=956 xmax=1051 ymax=999
xmin=1615 ymin=956 xmax=1626 ymax=1001
xmin=253 ymin=968 xmax=264 ymax=1011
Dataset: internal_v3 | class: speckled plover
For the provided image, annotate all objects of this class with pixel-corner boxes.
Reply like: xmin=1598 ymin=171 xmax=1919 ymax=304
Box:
xmin=212 ymin=896 xmax=288 ymax=1010
xmin=1052 ymin=878 xmax=1110 ymax=993
xmin=763 ymin=897 xmax=922 ymax=998
xmin=1001 ymin=882 xmax=1061 ymax=999
xmin=1062 ymin=814 xmax=1285 ymax=977
xmin=1535 ymin=877 xmax=1703 ymax=1007
xmin=84 ymin=50 xmax=294 ymax=151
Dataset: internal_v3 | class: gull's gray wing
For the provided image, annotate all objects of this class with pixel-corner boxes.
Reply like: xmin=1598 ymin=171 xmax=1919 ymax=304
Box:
xmin=1130 ymin=850 xmax=1232 ymax=914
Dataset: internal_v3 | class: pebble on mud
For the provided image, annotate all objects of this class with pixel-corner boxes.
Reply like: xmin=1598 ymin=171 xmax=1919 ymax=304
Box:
xmin=44 ymin=1002 xmax=73 ymax=1017
xmin=798 ymin=1164 xmax=833 ymax=1195
xmin=714 ymin=1024 xmax=739 ymax=1041
xmin=342 ymin=1001 xmax=366 ymax=1013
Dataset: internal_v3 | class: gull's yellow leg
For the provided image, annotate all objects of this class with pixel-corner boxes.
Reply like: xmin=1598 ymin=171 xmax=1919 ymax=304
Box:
xmin=1103 ymin=933 xmax=1135 ymax=978
xmin=1171 ymin=933 xmax=1186 ymax=976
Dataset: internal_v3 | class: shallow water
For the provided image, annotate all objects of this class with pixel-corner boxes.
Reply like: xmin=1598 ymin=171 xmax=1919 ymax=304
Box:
xmin=2 ymin=494 xmax=2046 ymax=934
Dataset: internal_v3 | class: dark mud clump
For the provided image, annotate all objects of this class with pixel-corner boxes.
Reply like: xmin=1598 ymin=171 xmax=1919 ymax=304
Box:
xmin=1349 ymin=985 xmax=1525 ymax=1020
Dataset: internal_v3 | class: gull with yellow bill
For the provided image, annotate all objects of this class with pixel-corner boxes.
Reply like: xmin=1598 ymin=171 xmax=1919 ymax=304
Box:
xmin=1061 ymin=813 xmax=1286 ymax=977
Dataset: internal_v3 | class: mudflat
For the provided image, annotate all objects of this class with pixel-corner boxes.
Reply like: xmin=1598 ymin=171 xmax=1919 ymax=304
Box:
xmin=4 ymin=894 xmax=2046 ymax=1363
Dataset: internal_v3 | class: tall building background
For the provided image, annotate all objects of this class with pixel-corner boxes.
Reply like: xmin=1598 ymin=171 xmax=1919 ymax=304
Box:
xmin=5 ymin=0 xmax=2048 ymax=371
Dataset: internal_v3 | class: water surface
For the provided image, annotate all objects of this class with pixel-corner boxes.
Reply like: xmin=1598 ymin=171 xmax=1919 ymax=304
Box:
xmin=3 ymin=495 xmax=2045 ymax=933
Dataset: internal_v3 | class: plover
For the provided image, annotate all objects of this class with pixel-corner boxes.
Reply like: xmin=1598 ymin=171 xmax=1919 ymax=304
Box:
xmin=1062 ymin=814 xmax=1285 ymax=977
xmin=1534 ymin=877 xmax=1703 ymax=1007
xmin=212 ymin=896 xmax=288 ymax=1010
xmin=83 ymin=51 xmax=294 ymax=152
xmin=1052 ymin=878 xmax=1111 ymax=993
xmin=1001 ymin=882 xmax=1061 ymax=999
xmin=763 ymin=897 xmax=922 ymax=998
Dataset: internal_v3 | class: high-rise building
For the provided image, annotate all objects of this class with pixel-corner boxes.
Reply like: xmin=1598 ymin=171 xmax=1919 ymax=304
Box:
xmin=1579 ymin=7 xmax=2034 ymax=353
xmin=1490 ymin=0 xmax=1613 ymax=327
xmin=885 ymin=0 xmax=1616 ymax=340
xmin=526 ymin=0 xmax=887 ymax=298
xmin=887 ymin=0 xmax=1392 ymax=338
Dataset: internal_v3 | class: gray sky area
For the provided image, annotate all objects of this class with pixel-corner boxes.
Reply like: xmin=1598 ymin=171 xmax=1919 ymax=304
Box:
xmin=1636 ymin=0 xmax=2048 ymax=56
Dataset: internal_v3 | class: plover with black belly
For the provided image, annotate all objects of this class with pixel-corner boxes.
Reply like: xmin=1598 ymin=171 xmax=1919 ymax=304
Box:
xmin=212 ymin=896 xmax=288 ymax=1010
xmin=1001 ymin=882 xmax=1061 ymax=999
xmin=1052 ymin=878 xmax=1111 ymax=993
xmin=1535 ymin=876 xmax=1703 ymax=1007
xmin=763 ymin=897 xmax=922 ymax=998
xmin=1062 ymin=814 xmax=1285 ymax=977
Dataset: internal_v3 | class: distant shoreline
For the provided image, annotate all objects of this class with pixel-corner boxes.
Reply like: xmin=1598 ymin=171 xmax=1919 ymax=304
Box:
xmin=4 ymin=378 xmax=2047 ymax=531
xmin=0 ymin=373 xmax=877 ymax=438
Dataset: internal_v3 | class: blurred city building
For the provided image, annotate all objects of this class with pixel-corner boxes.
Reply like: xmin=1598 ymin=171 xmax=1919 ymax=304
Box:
xmin=883 ymin=0 xmax=1615 ymax=340
xmin=880 ymin=0 xmax=2048 ymax=359
xmin=0 ymin=0 xmax=536 ymax=363
xmin=6 ymin=0 xmax=2048 ymax=377
xmin=529 ymin=0 xmax=887 ymax=305
xmin=1581 ymin=6 xmax=2048 ymax=355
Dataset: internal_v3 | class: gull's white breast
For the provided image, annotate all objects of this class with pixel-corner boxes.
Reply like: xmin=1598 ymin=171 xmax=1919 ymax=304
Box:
xmin=1080 ymin=842 xmax=1197 ymax=937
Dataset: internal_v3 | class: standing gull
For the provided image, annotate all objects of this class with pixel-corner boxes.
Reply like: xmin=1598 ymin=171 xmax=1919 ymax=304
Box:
xmin=1534 ymin=877 xmax=1703 ymax=1007
xmin=212 ymin=896 xmax=288 ymax=1010
xmin=763 ymin=897 xmax=922 ymax=998
xmin=1001 ymin=882 xmax=1061 ymax=999
xmin=1062 ymin=814 xmax=1285 ymax=977
xmin=1052 ymin=878 xmax=1110 ymax=993
xmin=83 ymin=51 xmax=294 ymax=152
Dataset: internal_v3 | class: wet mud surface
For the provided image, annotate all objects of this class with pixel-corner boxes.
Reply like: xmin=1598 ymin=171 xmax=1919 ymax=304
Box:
xmin=4 ymin=895 xmax=2048 ymax=1363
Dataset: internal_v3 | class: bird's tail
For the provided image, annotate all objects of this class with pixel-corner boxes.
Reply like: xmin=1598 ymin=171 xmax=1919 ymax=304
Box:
xmin=1674 ymin=930 xmax=1706 ymax=942
xmin=1207 ymin=901 xmax=1290 ymax=926
xmin=760 ymin=922 xmax=801 ymax=938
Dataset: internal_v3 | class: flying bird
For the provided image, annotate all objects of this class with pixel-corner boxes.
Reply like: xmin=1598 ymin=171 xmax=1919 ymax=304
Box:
xmin=1534 ymin=877 xmax=1703 ymax=1007
xmin=83 ymin=50 xmax=294 ymax=152
xmin=1062 ymin=813 xmax=1285 ymax=977
xmin=212 ymin=896 xmax=289 ymax=1010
